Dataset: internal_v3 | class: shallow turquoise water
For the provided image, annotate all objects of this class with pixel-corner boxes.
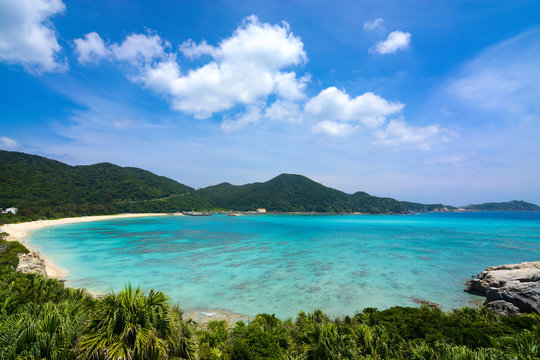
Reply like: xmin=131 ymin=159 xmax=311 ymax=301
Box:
xmin=26 ymin=212 xmax=540 ymax=318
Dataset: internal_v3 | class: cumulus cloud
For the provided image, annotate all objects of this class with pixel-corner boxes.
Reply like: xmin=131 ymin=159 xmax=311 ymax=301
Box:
xmin=312 ymin=121 xmax=358 ymax=136
xmin=305 ymin=87 xmax=445 ymax=146
xmin=374 ymin=120 xmax=441 ymax=149
xmin=179 ymin=39 xmax=217 ymax=58
xmin=111 ymin=33 xmax=167 ymax=64
xmin=137 ymin=16 xmax=307 ymax=119
xmin=74 ymin=32 xmax=109 ymax=63
xmin=75 ymin=17 xmax=307 ymax=122
xmin=74 ymin=16 xmax=444 ymax=145
xmin=363 ymin=17 xmax=385 ymax=32
xmin=74 ymin=31 xmax=168 ymax=65
xmin=372 ymin=30 xmax=411 ymax=54
xmin=76 ymin=17 xmax=309 ymax=129
xmin=0 ymin=0 xmax=65 ymax=72
xmin=264 ymin=100 xmax=303 ymax=123
xmin=305 ymin=87 xmax=404 ymax=129
xmin=0 ymin=135 xmax=19 ymax=149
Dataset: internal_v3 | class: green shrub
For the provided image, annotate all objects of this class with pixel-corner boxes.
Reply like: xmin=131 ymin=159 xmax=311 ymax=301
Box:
xmin=0 ymin=234 xmax=29 ymax=268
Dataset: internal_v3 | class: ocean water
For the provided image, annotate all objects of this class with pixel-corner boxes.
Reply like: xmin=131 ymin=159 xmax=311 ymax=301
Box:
xmin=26 ymin=212 xmax=540 ymax=318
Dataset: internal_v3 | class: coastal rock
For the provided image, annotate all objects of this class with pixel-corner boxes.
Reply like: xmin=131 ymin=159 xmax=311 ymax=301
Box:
xmin=465 ymin=261 xmax=540 ymax=315
xmin=16 ymin=251 xmax=47 ymax=276
xmin=413 ymin=298 xmax=442 ymax=309
xmin=485 ymin=300 xmax=521 ymax=316
xmin=486 ymin=282 xmax=540 ymax=314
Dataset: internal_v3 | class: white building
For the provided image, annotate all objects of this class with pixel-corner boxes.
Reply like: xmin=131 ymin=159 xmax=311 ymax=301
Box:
xmin=256 ymin=208 xmax=266 ymax=213
xmin=2 ymin=207 xmax=18 ymax=214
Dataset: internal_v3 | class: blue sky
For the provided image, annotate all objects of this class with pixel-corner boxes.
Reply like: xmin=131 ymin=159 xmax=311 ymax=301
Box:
xmin=1 ymin=0 xmax=539 ymax=206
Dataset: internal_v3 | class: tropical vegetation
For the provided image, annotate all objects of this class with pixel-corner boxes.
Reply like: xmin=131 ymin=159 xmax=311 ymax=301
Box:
xmin=1 ymin=235 xmax=539 ymax=359
xmin=0 ymin=150 xmax=458 ymax=224
xmin=3 ymin=150 xmax=537 ymax=225
xmin=197 ymin=174 xmax=408 ymax=214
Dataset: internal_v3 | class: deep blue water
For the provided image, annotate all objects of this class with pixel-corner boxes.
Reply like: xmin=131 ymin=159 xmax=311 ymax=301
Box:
xmin=26 ymin=212 xmax=540 ymax=318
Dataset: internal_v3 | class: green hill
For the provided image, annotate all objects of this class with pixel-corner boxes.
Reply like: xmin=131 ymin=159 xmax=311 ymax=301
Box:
xmin=463 ymin=200 xmax=540 ymax=211
xmin=0 ymin=150 xmax=207 ymax=219
xmin=197 ymin=173 xmax=408 ymax=213
xmin=2 ymin=150 xmax=538 ymax=221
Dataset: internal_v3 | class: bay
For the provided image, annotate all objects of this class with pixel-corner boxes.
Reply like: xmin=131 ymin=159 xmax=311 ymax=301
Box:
xmin=26 ymin=212 xmax=540 ymax=318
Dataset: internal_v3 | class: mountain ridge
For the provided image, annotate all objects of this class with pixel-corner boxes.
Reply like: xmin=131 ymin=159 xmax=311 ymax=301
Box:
xmin=197 ymin=173 xmax=408 ymax=213
xmin=0 ymin=150 xmax=537 ymax=223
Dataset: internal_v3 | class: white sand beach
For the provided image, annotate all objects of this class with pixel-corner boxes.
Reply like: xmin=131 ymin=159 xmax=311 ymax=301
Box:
xmin=1 ymin=213 xmax=250 ymax=324
xmin=1 ymin=213 xmax=180 ymax=278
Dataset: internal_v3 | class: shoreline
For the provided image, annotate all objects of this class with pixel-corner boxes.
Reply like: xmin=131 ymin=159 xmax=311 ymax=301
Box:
xmin=0 ymin=213 xmax=181 ymax=278
xmin=2 ymin=212 xmax=535 ymax=322
xmin=0 ymin=212 xmax=254 ymax=324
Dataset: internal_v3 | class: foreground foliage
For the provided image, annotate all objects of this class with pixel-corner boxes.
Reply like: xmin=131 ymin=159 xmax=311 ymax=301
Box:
xmin=78 ymin=285 xmax=197 ymax=360
xmin=0 ymin=240 xmax=539 ymax=359
xmin=0 ymin=234 xmax=28 ymax=268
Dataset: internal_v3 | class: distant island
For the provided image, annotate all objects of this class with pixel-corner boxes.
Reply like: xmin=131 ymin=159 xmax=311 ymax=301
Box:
xmin=462 ymin=200 xmax=540 ymax=212
xmin=0 ymin=150 xmax=538 ymax=223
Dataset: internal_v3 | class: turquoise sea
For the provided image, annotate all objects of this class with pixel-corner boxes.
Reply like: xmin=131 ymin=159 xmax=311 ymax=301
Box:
xmin=26 ymin=212 xmax=540 ymax=318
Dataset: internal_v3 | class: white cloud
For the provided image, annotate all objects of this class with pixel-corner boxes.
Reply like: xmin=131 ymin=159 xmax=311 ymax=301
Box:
xmin=274 ymin=72 xmax=308 ymax=100
xmin=220 ymin=97 xmax=306 ymax=132
xmin=139 ymin=15 xmax=307 ymax=119
xmin=305 ymin=87 xmax=404 ymax=128
xmin=0 ymin=0 xmax=65 ymax=72
xmin=111 ymin=33 xmax=167 ymax=64
xmin=74 ymin=31 xmax=168 ymax=65
xmin=446 ymin=28 xmax=540 ymax=118
xmin=363 ymin=17 xmax=385 ymax=32
xmin=305 ymin=87 xmax=444 ymax=146
xmin=374 ymin=120 xmax=441 ymax=149
xmin=372 ymin=31 xmax=411 ymax=54
xmin=74 ymin=32 xmax=109 ymax=64
xmin=179 ymin=39 xmax=217 ymax=58
xmin=264 ymin=100 xmax=303 ymax=123
xmin=0 ymin=135 xmax=19 ymax=149
xmin=136 ymin=58 xmax=180 ymax=95
xmin=221 ymin=105 xmax=262 ymax=132
xmin=74 ymin=16 xmax=445 ymax=145
xmin=312 ymin=121 xmax=357 ymax=136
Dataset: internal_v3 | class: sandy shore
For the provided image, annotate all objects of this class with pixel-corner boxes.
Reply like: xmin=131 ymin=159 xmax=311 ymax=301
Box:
xmin=0 ymin=213 xmax=180 ymax=278
xmin=1 ymin=212 xmax=252 ymax=325
xmin=185 ymin=309 xmax=251 ymax=327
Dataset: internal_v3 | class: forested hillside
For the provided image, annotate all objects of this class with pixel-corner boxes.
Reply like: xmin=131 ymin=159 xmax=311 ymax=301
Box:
xmin=0 ymin=152 xmax=411 ymax=219
xmin=0 ymin=150 xmax=207 ymax=220
xmin=2 ymin=150 xmax=535 ymax=223
xmin=198 ymin=174 xmax=408 ymax=213
xmin=463 ymin=200 xmax=540 ymax=211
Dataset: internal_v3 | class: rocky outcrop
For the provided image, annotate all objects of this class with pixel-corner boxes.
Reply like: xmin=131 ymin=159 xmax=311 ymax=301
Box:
xmin=16 ymin=251 xmax=47 ymax=276
xmin=485 ymin=300 xmax=521 ymax=316
xmin=465 ymin=261 xmax=540 ymax=315
xmin=412 ymin=298 xmax=442 ymax=309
